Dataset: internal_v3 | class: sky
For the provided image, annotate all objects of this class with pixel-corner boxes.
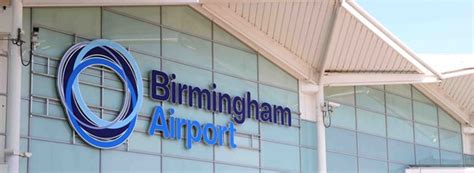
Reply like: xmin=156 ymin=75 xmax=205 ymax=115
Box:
xmin=357 ymin=0 xmax=473 ymax=54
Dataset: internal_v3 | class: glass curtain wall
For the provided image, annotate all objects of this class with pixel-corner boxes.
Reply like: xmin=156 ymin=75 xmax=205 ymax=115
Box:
xmin=325 ymin=85 xmax=469 ymax=173
xmin=17 ymin=6 xmax=317 ymax=173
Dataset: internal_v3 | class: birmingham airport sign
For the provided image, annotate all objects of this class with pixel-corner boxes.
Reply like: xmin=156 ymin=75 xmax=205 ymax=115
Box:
xmin=57 ymin=39 xmax=293 ymax=149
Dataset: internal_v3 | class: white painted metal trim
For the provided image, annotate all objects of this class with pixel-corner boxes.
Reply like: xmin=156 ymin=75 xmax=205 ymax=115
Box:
xmin=322 ymin=73 xmax=439 ymax=86
xmin=22 ymin=0 xmax=199 ymax=7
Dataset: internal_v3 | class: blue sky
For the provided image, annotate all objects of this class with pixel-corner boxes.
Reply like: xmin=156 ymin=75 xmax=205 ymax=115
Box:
xmin=357 ymin=0 xmax=473 ymax=54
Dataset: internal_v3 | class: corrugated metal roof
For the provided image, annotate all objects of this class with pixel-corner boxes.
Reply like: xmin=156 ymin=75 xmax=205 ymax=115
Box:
xmin=222 ymin=0 xmax=420 ymax=73
xmin=437 ymin=74 xmax=474 ymax=115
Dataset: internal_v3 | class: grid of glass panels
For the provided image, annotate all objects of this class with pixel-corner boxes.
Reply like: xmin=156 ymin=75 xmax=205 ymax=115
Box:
xmin=17 ymin=6 xmax=318 ymax=173
xmin=325 ymin=85 xmax=466 ymax=173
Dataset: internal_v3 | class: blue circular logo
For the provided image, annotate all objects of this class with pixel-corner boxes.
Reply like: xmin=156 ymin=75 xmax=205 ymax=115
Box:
xmin=57 ymin=39 xmax=143 ymax=149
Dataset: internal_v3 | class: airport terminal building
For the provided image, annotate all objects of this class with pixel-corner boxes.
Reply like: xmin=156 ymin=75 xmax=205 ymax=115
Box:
xmin=0 ymin=0 xmax=473 ymax=173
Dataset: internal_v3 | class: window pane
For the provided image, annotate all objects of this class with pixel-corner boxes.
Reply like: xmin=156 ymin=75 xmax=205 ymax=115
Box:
xmin=412 ymin=88 xmax=433 ymax=104
xmin=416 ymin=145 xmax=440 ymax=165
xmin=440 ymin=150 xmax=463 ymax=166
xmin=259 ymin=84 xmax=299 ymax=112
xmin=36 ymin=29 xmax=74 ymax=59
xmin=386 ymin=93 xmax=412 ymax=120
xmin=162 ymin=157 xmax=212 ymax=173
xmin=213 ymin=24 xmax=253 ymax=52
xmin=30 ymin=140 xmax=99 ymax=172
xmin=128 ymin=132 xmax=161 ymax=154
xmin=330 ymin=105 xmax=356 ymax=130
xmin=357 ymin=109 xmax=386 ymax=137
xmin=162 ymin=6 xmax=211 ymax=39
xmin=101 ymin=150 xmax=160 ymax=173
xmin=214 ymin=44 xmax=257 ymax=80
xmin=325 ymin=86 xmax=355 ymax=106
xmin=261 ymin=123 xmax=299 ymax=145
xmin=162 ymin=29 xmax=212 ymax=69
xmin=105 ymin=7 xmax=160 ymax=24
xmin=387 ymin=116 xmax=414 ymax=142
xmin=358 ymin=158 xmax=388 ymax=173
xmin=464 ymin=154 xmax=474 ymax=166
xmin=162 ymin=139 xmax=213 ymax=161
xmin=215 ymin=164 xmax=259 ymax=173
xmin=413 ymin=101 xmax=438 ymax=126
xmin=439 ymin=129 xmax=462 ymax=152
xmin=102 ymin=10 xmax=161 ymax=56
xmin=31 ymin=116 xmax=71 ymax=142
xmin=327 ymin=152 xmax=358 ymax=173
xmin=358 ymin=133 xmax=387 ymax=160
xmin=388 ymin=139 xmax=415 ymax=164
xmin=301 ymin=148 xmax=317 ymax=173
xmin=215 ymin=147 xmax=259 ymax=167
xmin=438 ymin=108 xmax=460 ymax=132
xmin=356 ymin=86 xmax=385 ymax=113
xmin=414 ymin=123 xmax=439 ymax=148
xmin=33 ymin=8 xmax=101 ymax=38
xmin=258 ymin=56 xmax=297 ymax=91
xmin=389 ymin=163 xmax=408 ymax=173
xmin=300 ymin=120 xmax=317 ymax=148
xmin=261 ymin=141 xmax=300 ymax=172
xmin=385 ymin=85 xmax=411 ymax=98
xmin=326 ymin=127 xmax=357 ymax=155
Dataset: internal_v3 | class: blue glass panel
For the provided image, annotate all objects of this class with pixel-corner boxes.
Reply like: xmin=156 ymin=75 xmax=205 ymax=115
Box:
xmin=413 ymin=101 xmax=437 ymax=126
xmin=414 ymin=123 xmax=439 ymax=148
xmin=331 ymin=105 xmax=356 ymax=130
xmin=33 ymin=8 xmax=100 ymax=38
xmin=101 ymin=150 xmax=161 ymax=173
xmin=358 ymin=133 xmax=387 ymax=160
xmin=301 ymin=148 xmax=317 ymax=173
xmin=415 ymin=145 xmax=440 ymax=165
xmin=30 ymin=116 xmax=71 ymax=142
xmin=29 ymin=140 xmax=99 ymax=173
xmin=326 ymin=127 xmax=357 ymax=155
xmin=102 ymin=10 xmax=160 ymax=56
xmin=438 ymin=108 xmax=461 ymax=132
xmin=385 ymin=85 xmax=411 ymax=98
xmin=300 ymin=120 xmax=317 ymax=148
xmin=327 ymin=152 xmax=358 ymax=173
xmin=162 ymin=6 xmax=212 ymax=39
xmin=358 ymin=158 xmax=388 ymax=173
xmin=261 ymin=141 xmax=300 ymax=172
xmin=387 ymin=116 xmax=414 ymax=142
xmin=128 ymin=132 xmax=161 ymax=154
xmin=388 ymin=163 xmax=408 ymax=173
xmin=388 ymin=139 xmax=415 ymax=164
xmin=386 ymin=93 xmax=412 ymax=120
xmin=356 ymin=86 xmax=385 ymax=113
xmin=162 ymin=157 xmax=212 ymax=173
xmin=214 ymin=44 xmax=257 ymax=80
xmin=215 ymin=164 xmax=259 ymax=173
xmin=325 ymin=86 xmax=355 ymax=106
xmin=215 ymin=147 xmax=259 ymax=167
xmin=258 ymin=56 xmax=297 ymax=91
xmin=162 ymin=29 xmax=212 ymax=69
xmin=439 ymin=129 xmax=462 ymax=152
xmin=357 ymin=109 xmax=386 ymax=137
xmin=440 ymin=150 xmax=463 ymax=166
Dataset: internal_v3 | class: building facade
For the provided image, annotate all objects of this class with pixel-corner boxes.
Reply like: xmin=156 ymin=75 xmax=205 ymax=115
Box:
xmin=0 ymin=1 xmax=473 ymax=173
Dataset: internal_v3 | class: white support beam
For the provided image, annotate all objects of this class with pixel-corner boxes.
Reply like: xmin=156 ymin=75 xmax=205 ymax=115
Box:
xmin=22 ymin=0 xmax=199 ymax=7
xmin=191 ymin=4 xmax=317 ymax=82
xmin=322 ymin=73 xmax=439 ymax=86
xmin=414 ymin=84 xmax=471 ymax=126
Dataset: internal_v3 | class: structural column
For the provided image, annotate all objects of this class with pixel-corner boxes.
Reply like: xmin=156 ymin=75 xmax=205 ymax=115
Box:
xmin=316 ymin=86 xmax=327 ymax=173
xmin=5 ymin=0 xmax=23 ymax=172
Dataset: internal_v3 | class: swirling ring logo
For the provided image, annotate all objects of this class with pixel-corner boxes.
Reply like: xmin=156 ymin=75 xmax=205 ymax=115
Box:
xmin=57 ymin=39 xmax=143 ymax=149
